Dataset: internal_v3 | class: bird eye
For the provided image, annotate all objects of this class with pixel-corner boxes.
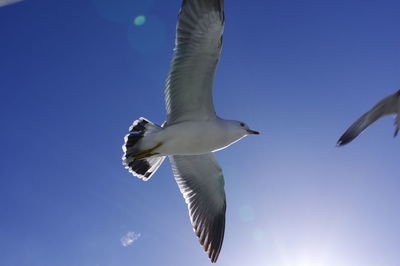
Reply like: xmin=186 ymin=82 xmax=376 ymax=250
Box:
xmin=240 ymin=122 xmax=245 ymax=127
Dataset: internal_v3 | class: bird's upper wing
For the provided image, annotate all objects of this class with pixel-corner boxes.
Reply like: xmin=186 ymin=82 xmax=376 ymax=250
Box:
xmin=165 ymin=0 xmax=224 ymax=124
xmin=337 ymin=90 xmax=400 ymax=145
xmin=169 ymin=153 xmax=226 ymax=263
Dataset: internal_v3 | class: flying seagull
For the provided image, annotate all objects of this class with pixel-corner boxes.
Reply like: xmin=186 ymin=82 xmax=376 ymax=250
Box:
xmin=337 ymin=90 xmax=400 ymax=146
xmin=122 ymin=0 xmax=259 ymax=263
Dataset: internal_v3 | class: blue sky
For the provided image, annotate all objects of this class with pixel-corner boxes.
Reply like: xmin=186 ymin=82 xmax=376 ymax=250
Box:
xmin=1 ymin=0 xmax=400 ymax=265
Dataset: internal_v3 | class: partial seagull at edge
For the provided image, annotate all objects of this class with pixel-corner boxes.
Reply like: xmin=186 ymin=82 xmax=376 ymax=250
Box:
xmin=0 ymin=0 xmax=23 ymax=8
xmin=337 ymin=90 xmax=400 ymax=146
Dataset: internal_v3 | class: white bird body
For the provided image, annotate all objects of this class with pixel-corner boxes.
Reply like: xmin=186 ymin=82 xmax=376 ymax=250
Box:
xmin=141 ymin=118 xmax=247 ymax=156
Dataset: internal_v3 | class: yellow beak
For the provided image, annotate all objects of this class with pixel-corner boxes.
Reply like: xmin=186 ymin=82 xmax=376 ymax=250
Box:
xmin=246 ymin=129 xmax=260 ymax=135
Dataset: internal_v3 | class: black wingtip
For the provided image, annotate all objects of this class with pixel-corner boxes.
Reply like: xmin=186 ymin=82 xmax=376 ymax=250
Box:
xmin=336 ymin=135 xmax=353 ymax=146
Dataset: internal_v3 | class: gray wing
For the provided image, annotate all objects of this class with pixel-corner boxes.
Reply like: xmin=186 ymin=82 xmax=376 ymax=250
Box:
xmin=169 ymin=153 xmax=226 ymax=263
xmin=0 ymin=0 xmax=23 ymax=7
xmin=165 ymin=0 xmax=224 ymax=124
xmin=337 ymin=90 xmax=400 ymax=146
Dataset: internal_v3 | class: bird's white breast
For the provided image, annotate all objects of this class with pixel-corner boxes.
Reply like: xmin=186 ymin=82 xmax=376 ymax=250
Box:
xmin=154 ymin=119 xmax=242 ymax=156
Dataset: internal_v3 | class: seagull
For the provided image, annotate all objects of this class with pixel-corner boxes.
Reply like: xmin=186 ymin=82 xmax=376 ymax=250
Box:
xmin=121 ymin=0 xmax=259 ymax=263
xmin=337 ymin=90 xmax=400 ymax=146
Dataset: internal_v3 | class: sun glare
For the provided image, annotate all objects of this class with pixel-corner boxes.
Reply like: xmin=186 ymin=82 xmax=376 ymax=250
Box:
xmin=134 ymin=15 xmax=146 ymax=26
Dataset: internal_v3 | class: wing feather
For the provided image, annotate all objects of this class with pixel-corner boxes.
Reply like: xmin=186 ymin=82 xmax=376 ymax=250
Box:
xmin=165 ymin=0 xmax=224 ymax=124
xmin=169 ymin=153 xmax=226 ymax=263
xmin=337 ymin=90 xmax=400 ymax=145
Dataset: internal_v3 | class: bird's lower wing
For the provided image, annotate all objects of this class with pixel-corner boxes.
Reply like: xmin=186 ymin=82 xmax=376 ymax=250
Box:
xmin=169 ymin=153 xmax=226 ymax=263
xmin=337 ymin=90 xmax=400 ymax=145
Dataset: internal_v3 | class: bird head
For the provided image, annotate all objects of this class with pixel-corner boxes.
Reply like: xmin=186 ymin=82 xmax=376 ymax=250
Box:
xmin=234 ymin=121 xmax=260 ymax=136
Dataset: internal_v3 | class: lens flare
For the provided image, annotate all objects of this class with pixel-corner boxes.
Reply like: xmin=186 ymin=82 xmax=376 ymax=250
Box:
xmin=134 ymin=15 xmax=146 ymax=26
xmin=128 ymin=15 xmax=166 ymax=54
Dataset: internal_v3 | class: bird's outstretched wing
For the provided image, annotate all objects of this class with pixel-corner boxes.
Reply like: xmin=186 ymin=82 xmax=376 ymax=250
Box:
xmin=337 ymin=90 xmax=400 ymax=146
xmin=165 ymin=0 xmax=224 ymax=124
xmin=169 ymin=153 xmax=226 ymax=263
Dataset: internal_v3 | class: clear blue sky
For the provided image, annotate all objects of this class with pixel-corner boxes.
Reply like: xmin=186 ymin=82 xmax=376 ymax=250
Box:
xmin=1 ymin=0 xmax=400 ymax=265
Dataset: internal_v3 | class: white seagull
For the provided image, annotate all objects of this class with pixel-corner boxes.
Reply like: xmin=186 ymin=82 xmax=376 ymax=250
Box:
xmin=122 ymin=0 xmax=259 ymax=262
xmin=337 ymin=90 xmax=400 ymax=146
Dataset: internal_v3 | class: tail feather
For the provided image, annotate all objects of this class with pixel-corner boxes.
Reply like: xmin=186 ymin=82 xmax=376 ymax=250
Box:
xmin=129 ymin=117 xmax=161 ymax=134
xmin=122 ymin=117 xmax=165 ymax=180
